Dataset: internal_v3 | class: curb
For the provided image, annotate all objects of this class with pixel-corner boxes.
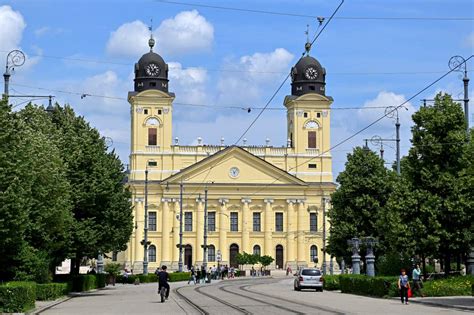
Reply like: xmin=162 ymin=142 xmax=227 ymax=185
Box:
xmin=28 ymin=296 xmax=72 ymax=315
xmin=408 ymin=299 xmax=474 ymax=312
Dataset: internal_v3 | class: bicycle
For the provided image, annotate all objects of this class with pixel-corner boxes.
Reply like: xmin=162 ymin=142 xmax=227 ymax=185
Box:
xmin=159 ymin=286 xmax=166 ymax=303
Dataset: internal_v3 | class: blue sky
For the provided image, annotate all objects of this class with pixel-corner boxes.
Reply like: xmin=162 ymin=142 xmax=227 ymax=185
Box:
xmin=1 ymin=0 xmax=473 ymax=178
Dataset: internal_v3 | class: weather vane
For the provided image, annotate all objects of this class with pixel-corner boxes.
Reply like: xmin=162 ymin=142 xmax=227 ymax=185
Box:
xmin=148 ymin=18 xmax=155 ymax=52
xmin=304 ymin=24 xmax=311 ymax=56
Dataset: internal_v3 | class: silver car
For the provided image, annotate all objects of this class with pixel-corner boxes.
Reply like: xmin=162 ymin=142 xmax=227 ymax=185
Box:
xmin=294 ymin=268 xmax=324 ymax=292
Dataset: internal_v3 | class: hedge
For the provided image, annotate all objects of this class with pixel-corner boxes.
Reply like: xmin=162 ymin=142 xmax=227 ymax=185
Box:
xmin=323 ymin=275 xmax=340 ymax=291
xmin=71 ymin=275 xmax=97 ymax=292
xmin=170 ymin=272 xmax=191 ymax=282
xmin=422 ymin=276 xmax=474 ymax=297
xmin=116 ymin=272 xmax=191 ymax=284
xmin=0 ymin=282 xmax=36 ymax=313
xmin=339 ymin=275 xmax=398 ymax=297
xmin=36 ymin=283 xmax=69 ymax=301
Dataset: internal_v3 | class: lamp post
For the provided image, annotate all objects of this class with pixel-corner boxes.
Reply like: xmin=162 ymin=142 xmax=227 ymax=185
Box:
xmin=322 ymin=197 xmax=327 ymax=275
xmin=202 ymin=187 xmax=209 ymax=270
xmin=363 ymin=237 xmax=378 ymax=277
xmin=347 ymin=237 xmax=361 ymax=274
xmin=3 ymin=50 xmax=25 ymax=101
xmin=178 ymin=182 xmax=184 ymax=272
xmin=449 ymin=56 xmax=470 ymax=134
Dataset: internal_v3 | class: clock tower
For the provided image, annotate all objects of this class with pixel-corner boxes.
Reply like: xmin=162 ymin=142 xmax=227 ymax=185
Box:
xmin=128 ymin=35 xmax=174 ymax=180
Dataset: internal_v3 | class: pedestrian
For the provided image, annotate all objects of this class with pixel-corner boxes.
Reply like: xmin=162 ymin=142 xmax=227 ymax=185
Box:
xmin=398 ymin=268 xmax=411 ymax=305
xmin=201 ymin=265 xmax=206 ymax=283
xmin=188 ymin=266 xmax=196 ymax=285
xmin=412 ymin=264 xmax=424 ymax=297
xmin=251 ymin=266 xmax=255 ymax=277
xmin=212 ymin=265 xmax=217 ymax=280
xmin=157 ymin=265 xmax=170 ymax=300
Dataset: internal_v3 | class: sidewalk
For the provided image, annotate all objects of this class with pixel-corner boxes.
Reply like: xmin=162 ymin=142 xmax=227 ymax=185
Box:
xmin=407 ymin=296 xmax=474 ymax=312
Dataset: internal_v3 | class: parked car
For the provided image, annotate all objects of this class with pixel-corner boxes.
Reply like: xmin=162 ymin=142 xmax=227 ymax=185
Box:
xmin=294 ymin=268 xmax=323 ymax=292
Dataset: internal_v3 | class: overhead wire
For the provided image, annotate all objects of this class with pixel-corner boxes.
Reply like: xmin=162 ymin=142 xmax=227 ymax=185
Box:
xmin=156 ymin=0 xmax=474 ymax=21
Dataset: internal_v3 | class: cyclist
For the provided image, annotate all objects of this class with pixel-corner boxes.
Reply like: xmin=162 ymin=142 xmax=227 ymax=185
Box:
xmin=156 ymin=265 xmax=170 ymax=300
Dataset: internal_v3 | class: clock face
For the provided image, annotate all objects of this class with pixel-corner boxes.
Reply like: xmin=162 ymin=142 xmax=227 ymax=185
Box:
xmin=229 ymin=167 xmax=240 ymax=178
xmin=305 ymin=67 xmax=318 ymax=80
xmin=146 ymin=63 xmax=160 ymax=76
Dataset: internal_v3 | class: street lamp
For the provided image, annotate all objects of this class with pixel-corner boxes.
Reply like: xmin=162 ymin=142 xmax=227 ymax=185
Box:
xmin=449 ymin=56 xmax=470 ymax=134
xmin=3 ymin=49 xmax=25 ymax=101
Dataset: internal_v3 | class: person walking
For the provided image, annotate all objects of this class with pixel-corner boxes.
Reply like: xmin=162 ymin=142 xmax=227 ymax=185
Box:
xmin=398 ymin=269 xmax=411 ymax=305
xmin=156 ymin=265 xmax=170 ymax=300
xmin=412 ymin=264 xmax=424 ymax=297
xmin=188 ymin=266 xmax=196 ymax=285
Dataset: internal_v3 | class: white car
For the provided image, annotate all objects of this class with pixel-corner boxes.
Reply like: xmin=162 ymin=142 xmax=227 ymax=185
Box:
xmin=294 ymin=268 xmax=324 ymax=292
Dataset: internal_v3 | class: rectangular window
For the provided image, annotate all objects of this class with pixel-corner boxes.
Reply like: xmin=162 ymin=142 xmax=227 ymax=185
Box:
xmin=148 ymin=128 xmax=157 ymax=146
xmin=208 ymin=212 xmax=216 ymax=232
xmin=112 ymin=252 xmax=117 ymax=261
xmin=275 ymin=212 xmax=283 ymax=232
xmin=208 ymin=246 xmax=215 ymax=262
xmin=308 ymin=131 xmax=316 ymax=148
xmin=308 ymin=164 xmax=317 ymax=169
xmin=304 ymin=112 xmax=308 ymax=118
xmin=310 ymin=213 xmax=317 ymax=232
xmin=148 ymin=161 xmax=157 ymax=167
xmin=230 ymin=212 xmax=238 ymax=232
xmin=317 ymin=112 xmax=321 ymax=118
xmin=253 ymin=212 xmax=261 ymax=232
xmin=149 ymin=212 xmax=157 ymax=231
xmin=144 ymin=109 xmax=148 ymax=115
xmin=158 ymin=109 xmax=162 ymax=115
xmin=185 ymin=212 xmax=193 ymax=231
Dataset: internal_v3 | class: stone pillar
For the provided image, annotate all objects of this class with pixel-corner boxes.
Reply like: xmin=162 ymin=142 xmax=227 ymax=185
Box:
xmin=296 ymin=199 xmax=306 ymax=266
xmin=241 ymin=198 xmax=251 ymax=254
xmin=467 ymin=248 xmax=474 ymax=275
xmin=329 ymin=256 xmax=334 ymax=275
xmin=364 ymin=237 xmax=377 ymax=277
xmin=218 ymin=198 xmax=228 ymax=265
xmin=286 ymin=199 xmax=296 ymax=268
xmin=341 ymin=259 xmax=346 ymax=274
xmin=196 ymin=198 xmax=204 ymax=264
xmin=348 ymin=237 xmax=361 ymax=275
xmin=263 ymin=199 xmax=273 ymax=257
xmin=172 ymin=201 xmax=180 ymax=266
xmin=161 ymin=198 xmax=171 ymax=264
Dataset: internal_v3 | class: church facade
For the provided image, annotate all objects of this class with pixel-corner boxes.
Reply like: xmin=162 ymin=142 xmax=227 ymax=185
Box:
xmin=116 ymin=35 xmax=336 ymax=272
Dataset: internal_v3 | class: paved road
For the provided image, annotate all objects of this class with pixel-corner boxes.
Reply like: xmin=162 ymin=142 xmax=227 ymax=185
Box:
xmin=39 ymin=277 xmax=470 ymax=315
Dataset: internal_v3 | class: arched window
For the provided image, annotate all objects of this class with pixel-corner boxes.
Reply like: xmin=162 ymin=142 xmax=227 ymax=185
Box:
xmin=145 ymin=117 xmax=159 ymax=126
xmin=253 ymin=245 xmax=261 ymax=256
xmin=148 ymin=245 xmax=156 ymax=262
xmin=304 ymin=120 xmax=319 ymax=129
xmin=208 ymin=245 xmax=216 ymax=262
xmin=310 ymin=245 xmax=318 ymax=263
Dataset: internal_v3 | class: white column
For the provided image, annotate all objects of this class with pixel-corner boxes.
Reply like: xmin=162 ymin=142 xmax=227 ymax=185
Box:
xmin=172 ymin=200 xmax=180 ymax=264
xmin=218 ymin=198 xmax=228 ymax=264
xmin=286 ymin=199 xmax=296 ymax=266
xmin=161 ymin=198 xmax=171 ymax=263
xmin=241 ymin=198 xmax=251 ymax=254
xmin=296 ymin=199 xmax=306 ymax=265
xmin=196 ymin=198 xmax=204 ymax=263
xmin=264 ymin=199 xmax=273 ymax=257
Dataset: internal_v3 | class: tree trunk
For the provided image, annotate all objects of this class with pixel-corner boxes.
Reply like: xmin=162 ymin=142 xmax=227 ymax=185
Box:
xmin=444 ymin=253 xmax=451 ymax=276
xmin=456 ymin=254 xmax=461 ymax=271
xmin=71 ymin=256 xmax=81 ymax=275
xmin=421 ymin=253 xmax=427 ymax=279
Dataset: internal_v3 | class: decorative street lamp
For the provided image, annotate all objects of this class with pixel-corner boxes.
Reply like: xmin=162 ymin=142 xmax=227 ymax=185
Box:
xmin=347 ymin=237 xmax=361 ymax=274
xmin=363 ymin=237 xmax=378 ymax=277
xmin=3 ymin=49 xmax=25 ymax=101
xmin=449 ymin=55 xmax=470 ymax=134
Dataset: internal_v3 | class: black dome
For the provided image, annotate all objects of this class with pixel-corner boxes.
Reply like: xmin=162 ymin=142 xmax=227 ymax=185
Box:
xmin=134 ymin=38 xmax=169 ymax=93
xmin=291 ymin=55 xmax=326 ymax=96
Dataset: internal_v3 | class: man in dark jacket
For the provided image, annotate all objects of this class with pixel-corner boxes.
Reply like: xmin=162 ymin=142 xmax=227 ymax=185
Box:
xmin=156 ymin=265 xmax=170 ymax=299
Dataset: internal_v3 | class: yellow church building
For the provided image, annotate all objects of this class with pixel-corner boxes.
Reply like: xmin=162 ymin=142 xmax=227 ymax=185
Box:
xmin=115 ymin=35 xmax=336 ymax=272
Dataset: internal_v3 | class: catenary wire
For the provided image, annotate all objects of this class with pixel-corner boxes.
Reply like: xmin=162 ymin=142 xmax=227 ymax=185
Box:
xmin=156 ymin=0 xmax=474 ymax=21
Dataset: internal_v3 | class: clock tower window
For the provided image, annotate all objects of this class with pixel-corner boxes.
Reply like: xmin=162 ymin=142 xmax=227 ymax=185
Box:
xmin=148 ymin=128 xmax=157 ymax=146
xmin=308 ymin=131 xmax=316 ymax=148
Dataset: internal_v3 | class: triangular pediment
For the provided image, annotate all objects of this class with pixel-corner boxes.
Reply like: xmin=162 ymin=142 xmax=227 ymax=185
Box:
xmin=165 ymin=146 xmax=307 ymax=186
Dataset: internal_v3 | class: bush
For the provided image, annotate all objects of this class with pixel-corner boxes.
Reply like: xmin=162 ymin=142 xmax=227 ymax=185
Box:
xmin=423 ymin=276 xmax=474 ymax=297
xmin=35 ymin=283 xmax=69 ymax=301
xmin=71 ymin=275 xmax=97 ymax=292
xmin=138 ymin=273 xmax=157 ymax=283
xmin=0 ymin=282 xmax=36 ymax=313
xmin=376 ymin=252 xmax=412 ymax=276
xmin=339 ymin=275 xmax=398 ymax=297
xmin=323 ymin=275 xmax=340 ymax=290
xmin=169 ymin=272 xmax=191 ymax=282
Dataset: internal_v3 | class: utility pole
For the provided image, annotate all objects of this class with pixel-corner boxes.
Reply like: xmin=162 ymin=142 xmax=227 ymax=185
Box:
xmin=322 ymin=197 xmax=327 ymax=275
xmin=143 ymin=169 xmax=149 ymax=274
xmin=202 ymin=187 xmax=209 ymax=270
xmin=449 ymin=56 xmax=470 ymax=135
xmin=396 ymin=115 xmax=401 ymax=175
xmin=178 ymin=182 xmax=184 ymax=272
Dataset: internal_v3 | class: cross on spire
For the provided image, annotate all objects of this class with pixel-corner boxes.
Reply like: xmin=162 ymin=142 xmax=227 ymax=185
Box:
xmin=304 ymin=24 xmax=311 ymax=56
xmin=148 ymin=18 xmax=155 ymax=52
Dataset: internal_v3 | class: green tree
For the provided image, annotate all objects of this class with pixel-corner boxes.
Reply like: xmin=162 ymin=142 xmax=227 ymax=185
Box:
xmin=258 ymin=255 xmax=274 ymax=270
xmin=327 ymin=146 xmax=394 ymax=264
xmin=403 ymin=93 xmax=470 ymax=274
xmin=48 ymin=105 xmax=133 ymax=274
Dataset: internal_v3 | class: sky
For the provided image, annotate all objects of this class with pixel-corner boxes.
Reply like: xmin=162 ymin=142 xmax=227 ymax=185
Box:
xmin=1 ymin=0 xmax=473 ymax=179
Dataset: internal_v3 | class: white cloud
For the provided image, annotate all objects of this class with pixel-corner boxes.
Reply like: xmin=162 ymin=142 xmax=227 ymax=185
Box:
xmin=464 ymin=32 xmax=474 ymax=48
xmin=0 ymin=5 xmax=25 ymax=52
xmin=169 ymin=61 xmax=208 ymax=106
xmin=34 ymin=26 xmax=65 ymax=37
xmin=106 ymin=10 xmax=214 ymax=58
xmin=216 ymin=48 xmax=294 ymax=105
xmin=157 ymin=10 xmax=213 ymax=56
